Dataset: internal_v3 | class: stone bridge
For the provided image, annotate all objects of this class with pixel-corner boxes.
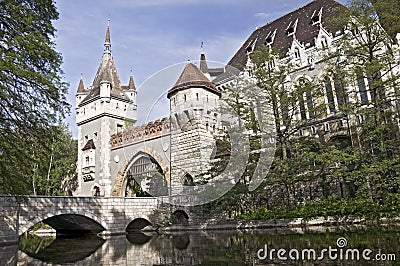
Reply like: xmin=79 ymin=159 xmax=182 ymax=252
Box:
xmin=0 ymin=196 xmax=195 ymax=245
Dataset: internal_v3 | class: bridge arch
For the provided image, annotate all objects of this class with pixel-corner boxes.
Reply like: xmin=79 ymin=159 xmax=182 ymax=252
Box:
xmin=20 ymin=210 xmax=108 ymax=236
xmin=171 ymin=210 xmax=189 ymax=225
xmin=126 ymin=217 xmax=152 ymax=232
xmin=113 ymin=148 xmax=170 ymax=197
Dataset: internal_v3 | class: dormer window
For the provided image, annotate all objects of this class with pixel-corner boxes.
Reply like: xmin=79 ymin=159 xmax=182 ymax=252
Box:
xmin=246 ymin=46 xmax=253 ymax=53
xmin=311 ymin=8 xmax=322 ymax=25
xmin=265 ymin=36 xmax=272 ymax=45
xmin=311 ymin=15 xmax=320 ymax=24
xmin=286 ymin=19 xmax=298 ymax=36
xmin=245 ymin=38 xmax=257 ymax=54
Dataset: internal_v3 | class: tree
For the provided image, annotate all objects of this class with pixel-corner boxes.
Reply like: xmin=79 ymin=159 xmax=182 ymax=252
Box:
xmin=324 ymin=0 xmax=400 ymax=201
xmin=0 ymin=0 xmax=69 ymax=195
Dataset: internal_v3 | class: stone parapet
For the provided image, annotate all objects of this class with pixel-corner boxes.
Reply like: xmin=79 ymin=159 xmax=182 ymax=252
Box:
xmin=111 ymin=118 xmax=170 ymax=148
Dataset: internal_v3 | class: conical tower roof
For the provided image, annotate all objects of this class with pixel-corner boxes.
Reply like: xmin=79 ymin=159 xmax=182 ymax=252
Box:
xmin=77 ymin=77 xmax=86 ymax=93
xmin=168 ymin=62 xmax=218 ymax=98
xmin=128 ymin=73 xmax=136 ymax=91
xmin=79 ymin=22 xmax=128 ymax=106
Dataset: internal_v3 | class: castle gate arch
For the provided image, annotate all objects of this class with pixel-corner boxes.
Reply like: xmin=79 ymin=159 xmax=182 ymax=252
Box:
xmin=114 ymin=150 xmax=169 ymax=197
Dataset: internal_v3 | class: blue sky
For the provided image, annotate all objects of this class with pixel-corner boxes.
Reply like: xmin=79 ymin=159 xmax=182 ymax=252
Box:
xmin=54 ymin=0 xmax=346 ymax=138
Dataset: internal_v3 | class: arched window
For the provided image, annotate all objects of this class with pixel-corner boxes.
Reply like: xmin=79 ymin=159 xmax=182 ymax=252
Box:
xmin=334 ymin=75 xmax=346 ymax=106
xmin=183 ymin=173 xmax=194 ymax=186
xmin=324 ymin=76 xmax=336 ymax=113
xmin=357 ymin=73 xmax=368 ymax=104
xmin=298 ymin=78 xmax=314 ymax=120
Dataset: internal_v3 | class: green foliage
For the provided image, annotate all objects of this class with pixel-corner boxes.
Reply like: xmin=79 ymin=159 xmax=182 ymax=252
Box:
xmin=0 ymin=0 xmax=70 ymax=195
xmin=237 ymin=195 xmax=400 ymax=221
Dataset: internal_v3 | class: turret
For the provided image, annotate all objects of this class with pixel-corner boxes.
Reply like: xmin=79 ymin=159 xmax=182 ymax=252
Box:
xmin=76 ymin=75 xmax=88 ymax=106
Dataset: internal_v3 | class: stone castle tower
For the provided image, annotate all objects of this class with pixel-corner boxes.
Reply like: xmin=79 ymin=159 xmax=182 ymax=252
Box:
xmin=167 ymin=61 xmax=221 ymax=189
xmin=75 ymin=22 xmax=137 ymax=196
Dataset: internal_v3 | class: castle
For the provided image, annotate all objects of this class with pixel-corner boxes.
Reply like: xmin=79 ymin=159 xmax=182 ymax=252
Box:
xmin=75 ymin=0 xmax=400 ymax=198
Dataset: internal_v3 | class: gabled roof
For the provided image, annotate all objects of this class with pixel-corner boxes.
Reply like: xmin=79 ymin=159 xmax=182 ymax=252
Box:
xmin=167 ymin=62 xmax=219 ymax=98
xmin=226 ymin=0 xmax=345 ymax=71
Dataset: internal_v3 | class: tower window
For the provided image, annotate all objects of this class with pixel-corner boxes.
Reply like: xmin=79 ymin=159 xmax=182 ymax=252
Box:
xmin=196 ymin=93 xmax=199 ymax=100
xmin=294 ymin=48 xmax=300 ymax=59
xmin=184 ymin=94 xmax=187 ymax=102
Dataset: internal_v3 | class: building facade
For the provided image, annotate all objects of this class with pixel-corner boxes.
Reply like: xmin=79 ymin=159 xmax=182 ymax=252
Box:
xmin=75 ymin=0 xmax=400 ymax=197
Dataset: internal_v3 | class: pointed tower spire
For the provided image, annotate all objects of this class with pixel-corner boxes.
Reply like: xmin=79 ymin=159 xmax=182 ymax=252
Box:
xmin=128 ymin=69 xmax=136 ymax=91
xmin=77 ymin=74 xmax=85 ymax=93
xmin=104 ymin=19 xmax=111 ymax=54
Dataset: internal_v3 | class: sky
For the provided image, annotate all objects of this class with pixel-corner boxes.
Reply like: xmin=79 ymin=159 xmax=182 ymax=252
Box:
xmin=54 ymin=0 xmax=346 ymax=139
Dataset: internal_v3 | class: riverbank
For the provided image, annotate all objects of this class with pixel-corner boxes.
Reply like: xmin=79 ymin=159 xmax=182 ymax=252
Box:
xmin=157 ymin=216 xmax=400 ymax=232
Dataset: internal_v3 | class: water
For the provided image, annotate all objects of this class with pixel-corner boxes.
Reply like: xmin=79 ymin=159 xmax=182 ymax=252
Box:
xmin=2 ymin=225 xmax=399 ymax=265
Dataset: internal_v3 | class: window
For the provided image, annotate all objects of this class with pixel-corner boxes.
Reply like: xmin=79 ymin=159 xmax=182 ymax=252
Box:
xmin=321 ymin=37 xmax=328 ymax=49
xmin=85 ymin=156 xmax=90 ymax=166
xmin=294 ymin=47 xmax=300 ymax=59
xmin=324 ymin=122 xmax=330 ymax=132
xmin=357 ymin=74 xmax=368 ymax=104
xmin=324 ymin=77 xmax=336 ymax=113
xmin=246 ymin=46 xmax=253 ymax=53
xmin=184 ymin=94 xmax=187 ymax=102
xmin=117 ymin=124 xmax=123 ymax=133
xmin=334 ymin=76 xmax=346 ymax=106
xmin=196 ymin=93 xmax=199 ymax=101
xmin=206 ymin=95 xmax=209 ymax=103
xmin=311 ymin=126 xmax=317 ymax=135
xmin=311 ymin=15 xmax=320 ymax=24
xmin=306 ymin=90 xmax=314 ymax=118
xmin=287 ymin=27 xmax=295 ymax=36
xmin=299 ymin=94 xmax=307 ymax=120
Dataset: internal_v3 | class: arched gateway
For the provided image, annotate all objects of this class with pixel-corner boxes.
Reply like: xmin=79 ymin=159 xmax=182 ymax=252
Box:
xmin=122 ymin=152 xmax=168 ymax=197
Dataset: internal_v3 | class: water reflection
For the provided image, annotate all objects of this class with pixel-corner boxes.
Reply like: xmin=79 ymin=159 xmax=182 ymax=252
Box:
xmin=10 ymin=225 xmax=400 ymax=265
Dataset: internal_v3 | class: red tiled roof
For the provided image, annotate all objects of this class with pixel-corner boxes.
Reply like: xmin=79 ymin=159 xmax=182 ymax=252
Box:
xmin=168 ymin=63 xmax=219 ymax=98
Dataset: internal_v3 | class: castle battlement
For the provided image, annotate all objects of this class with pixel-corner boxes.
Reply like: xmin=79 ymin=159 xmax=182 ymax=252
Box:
xmin=111 ymin=117 xmax=170 ymax=148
